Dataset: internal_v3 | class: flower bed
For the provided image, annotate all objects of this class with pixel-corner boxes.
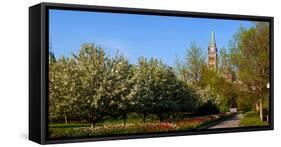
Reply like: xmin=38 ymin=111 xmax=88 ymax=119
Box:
xmin=49 ymin=113 xmax=231 ymax=139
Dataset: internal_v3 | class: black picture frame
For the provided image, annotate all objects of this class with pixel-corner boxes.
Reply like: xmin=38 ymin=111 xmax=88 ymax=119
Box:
xmin=29 ymin=2 xmax=274 ymax=144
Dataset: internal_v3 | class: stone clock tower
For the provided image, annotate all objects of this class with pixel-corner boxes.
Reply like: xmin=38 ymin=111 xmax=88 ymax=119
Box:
xmin=208 ymin=31 xmax=217 ymax=70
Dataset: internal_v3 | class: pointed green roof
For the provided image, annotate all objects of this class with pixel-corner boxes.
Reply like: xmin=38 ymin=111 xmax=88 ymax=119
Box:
xmin=210 ymin=31 xmax=216 ymax=46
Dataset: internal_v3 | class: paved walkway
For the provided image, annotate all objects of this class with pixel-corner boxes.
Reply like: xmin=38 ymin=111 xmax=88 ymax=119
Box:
xmin=209 ymin=114 xmax=244 ymax=129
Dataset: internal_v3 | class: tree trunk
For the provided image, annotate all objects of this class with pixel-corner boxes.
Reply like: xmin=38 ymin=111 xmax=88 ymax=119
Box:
xmin=122 ymin=113 xmax=127 ymax=126
xmin=159 ymin=114 xmax=164 ymax=122
xmin=64 ymin=115 xmax=68 ymax=125
xmin=143 ymin=113 xmax=147 ymax=123
xmin=91 ymin=120 xmax=96 ymax=128
xmin=123 ymin=118 xmax=127 ymax=127
xmin=255 ymin=102 xmax=260 ymax=111
xmin=90 ymin=112 xmax=97 ymax=128
xmin=259 ymin=98 xmax=263 ymax=121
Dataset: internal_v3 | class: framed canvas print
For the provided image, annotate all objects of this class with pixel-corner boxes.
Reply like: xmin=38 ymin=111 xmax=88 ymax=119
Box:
xmin=29 ymin=2 xmax=274 ymax=144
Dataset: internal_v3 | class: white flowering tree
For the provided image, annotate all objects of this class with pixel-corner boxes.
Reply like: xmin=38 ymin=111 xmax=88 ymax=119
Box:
xmin=73 ymin=44 xmax=111 ymax=127
xmin=103 ymin=52 xmax=135 ymax=126
xmin=49 ymin=56 xmax=79 ymax=124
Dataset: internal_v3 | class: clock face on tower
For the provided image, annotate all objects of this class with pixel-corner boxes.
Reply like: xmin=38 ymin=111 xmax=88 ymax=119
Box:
xmin=210 ymin=47 xmax=215 ymax=52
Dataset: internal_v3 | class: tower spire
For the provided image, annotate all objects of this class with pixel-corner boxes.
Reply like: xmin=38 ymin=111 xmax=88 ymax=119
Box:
xmin=208 ymin=31 xmax=217 ymax=70
xmin=210 ymin=31 xmax=216 ymax=46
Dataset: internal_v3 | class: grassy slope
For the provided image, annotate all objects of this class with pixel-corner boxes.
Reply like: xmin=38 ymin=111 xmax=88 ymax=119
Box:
xmin=239 ymin=111 xmax=269 ymax=127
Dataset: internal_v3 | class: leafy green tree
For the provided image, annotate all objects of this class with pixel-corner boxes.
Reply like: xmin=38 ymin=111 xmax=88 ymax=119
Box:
xmin=174 ymin=80 xmax=199 ymax=116
xmin=214 ymin=48 xmax=238 ymax=111
xmin=219 ymin=47 xmax=235 ymax=82
xmin=230 ymin=22 xmax=270 ymax=120
xmin=149 ymin=60 xmax=178 ymax=121
xmin=183 ymin=42 xmax=206 ymax=87
xmin=196 ymin=48 xmax=238 ymax=112
xmin=49 ymin=51 xmax=56 ymax=63
xmin=132 ymin=57 xmax=154 ymax=123
xmin=176 ymin=42 xmax=219 ymax=113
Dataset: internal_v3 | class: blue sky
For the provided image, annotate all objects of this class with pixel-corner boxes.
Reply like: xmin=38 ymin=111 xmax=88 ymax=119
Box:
xmin=49 ymin=9 xmax=255 ymax=66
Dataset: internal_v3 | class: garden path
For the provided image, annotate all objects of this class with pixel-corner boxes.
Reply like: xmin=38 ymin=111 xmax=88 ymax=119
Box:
xmin=209 ymin=114 xmax=244 ymax=129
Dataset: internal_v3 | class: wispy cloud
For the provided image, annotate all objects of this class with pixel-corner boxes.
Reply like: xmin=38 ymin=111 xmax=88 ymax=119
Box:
xmin=96 ymin=39 xmax=131 ymax=58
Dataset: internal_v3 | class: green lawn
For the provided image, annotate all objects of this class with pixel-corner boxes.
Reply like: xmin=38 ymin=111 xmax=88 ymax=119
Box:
xmin=49 ymin=123 xmax=91 ymax=128
xmin=239 ymin=111 xmax=269 ymax=127
xmin=49 ymin=118 xmax=159 ymax=128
